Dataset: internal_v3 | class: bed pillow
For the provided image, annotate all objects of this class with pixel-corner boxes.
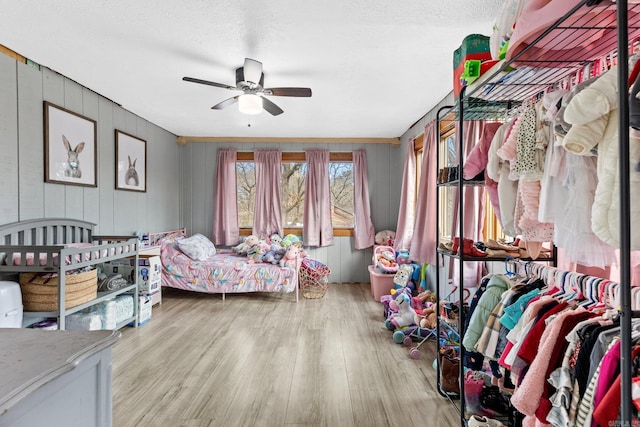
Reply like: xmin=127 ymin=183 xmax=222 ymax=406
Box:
xmin=177 ymin=233 xmax=216 ymax=261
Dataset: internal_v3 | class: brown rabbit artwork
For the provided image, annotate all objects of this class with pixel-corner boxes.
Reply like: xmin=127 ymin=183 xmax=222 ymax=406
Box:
xmin=125 ymin=155 xmax=139 ymax=186
xmin=62 ymin=135 xmax=85 ymax=179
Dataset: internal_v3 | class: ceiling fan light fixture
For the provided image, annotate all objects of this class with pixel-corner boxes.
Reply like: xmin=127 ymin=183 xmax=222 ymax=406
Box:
xmin=238 ymin=94 xmax=263 ymax=115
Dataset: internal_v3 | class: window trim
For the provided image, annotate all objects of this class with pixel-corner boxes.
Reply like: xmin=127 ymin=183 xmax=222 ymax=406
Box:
xmin=237 ymin=151 xmax=355 ymax=237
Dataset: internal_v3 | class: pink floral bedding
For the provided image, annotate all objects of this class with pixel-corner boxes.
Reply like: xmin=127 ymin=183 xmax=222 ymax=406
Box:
xmin=160 ymin=243 xmax=298 ymax=294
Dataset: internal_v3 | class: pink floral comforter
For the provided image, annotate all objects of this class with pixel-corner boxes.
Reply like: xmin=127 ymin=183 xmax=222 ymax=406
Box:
xmin=160 ymin=243 xmax=297 ymax=294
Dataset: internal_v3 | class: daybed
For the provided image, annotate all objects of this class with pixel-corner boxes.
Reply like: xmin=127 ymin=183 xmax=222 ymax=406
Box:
xmin=154 ymin=232 xmax=300 ymax=302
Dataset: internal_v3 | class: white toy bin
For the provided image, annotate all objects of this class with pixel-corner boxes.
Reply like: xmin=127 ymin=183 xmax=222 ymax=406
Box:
xmin=0 ymin=281 xmax=23 ymax=328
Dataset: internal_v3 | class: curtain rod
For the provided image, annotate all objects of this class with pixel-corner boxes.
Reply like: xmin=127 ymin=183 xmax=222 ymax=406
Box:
xmin=176 ymin=136 xmax=401 ymax=146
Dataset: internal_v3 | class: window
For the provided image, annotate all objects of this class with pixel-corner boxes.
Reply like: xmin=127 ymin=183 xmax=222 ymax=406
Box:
xmin=236 ymin=152 xmax=354 ymax=236
xmin=438 ymin=132 xmax=457 ymax=241
xmin=432 ymin=116 xmax=504 ymax=242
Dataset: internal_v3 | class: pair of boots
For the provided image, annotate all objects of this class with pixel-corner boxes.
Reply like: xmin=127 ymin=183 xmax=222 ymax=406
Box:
xmin=451 ymin=237 xmax=487 ymax=257
xmin=465 ymin=371 xmax=513 ymax=418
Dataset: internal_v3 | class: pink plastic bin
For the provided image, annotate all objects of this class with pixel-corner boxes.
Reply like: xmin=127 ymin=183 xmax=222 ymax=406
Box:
xmin=368 ymin=265 xmax=395 ymax=302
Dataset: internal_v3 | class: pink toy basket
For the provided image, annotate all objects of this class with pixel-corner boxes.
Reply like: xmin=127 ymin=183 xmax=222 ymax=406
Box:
xmin=373 ymin=245 xmax=398 ymax=274
xmin=299 ymin=258 xmax=331 ymax=299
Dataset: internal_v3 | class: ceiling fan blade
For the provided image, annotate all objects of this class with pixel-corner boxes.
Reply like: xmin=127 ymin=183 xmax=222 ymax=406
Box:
xmin=183 ymin=76 xmax=236 ymax=91
xmin=243 ymin=58 xmax=263 ymax=85
xmin=261 ymin=97 xmax=284 ymax=116
xmin=211 ymin=96 xmax=240 ymax=110
xmin=264 ymin=87 xmax=312 ymax=97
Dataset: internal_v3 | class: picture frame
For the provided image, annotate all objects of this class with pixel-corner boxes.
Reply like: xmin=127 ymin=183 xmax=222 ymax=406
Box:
xmin=44 ymin=101 xmax=97 ymax=187
xmin=115 ymin=130 xmax=147 ymax=192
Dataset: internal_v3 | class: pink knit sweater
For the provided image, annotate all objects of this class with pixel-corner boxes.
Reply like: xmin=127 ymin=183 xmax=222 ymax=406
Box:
xmin=510 ymin=307 xmax=589 ymax=422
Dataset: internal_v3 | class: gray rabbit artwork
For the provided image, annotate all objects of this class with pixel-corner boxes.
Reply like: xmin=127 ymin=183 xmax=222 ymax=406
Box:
xmin=125 ymin=155 xmax=139 ymax=186
xmin=62 ymin=135 xmax=85 ymax=179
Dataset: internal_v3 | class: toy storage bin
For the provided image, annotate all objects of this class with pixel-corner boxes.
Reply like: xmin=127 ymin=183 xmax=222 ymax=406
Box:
xmin=368 ymin=265 xmax=394 ymax=302
xmin=0 ymin=281 xmax=23 ymax=327
xmin=299 ymin=258 xmax=331 ymax=299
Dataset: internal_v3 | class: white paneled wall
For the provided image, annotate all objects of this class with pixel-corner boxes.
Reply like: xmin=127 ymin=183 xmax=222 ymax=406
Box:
xmin=0 ymin=55 xmax=181 ymax=235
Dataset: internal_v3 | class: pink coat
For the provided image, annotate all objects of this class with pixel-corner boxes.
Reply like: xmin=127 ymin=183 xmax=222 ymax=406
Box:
xmin=463 ymin=122 xmax=503 ymax=222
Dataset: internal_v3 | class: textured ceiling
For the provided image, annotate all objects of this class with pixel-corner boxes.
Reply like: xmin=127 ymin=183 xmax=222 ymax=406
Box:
xmin=0 ymin=0 xmax=502 ymax=139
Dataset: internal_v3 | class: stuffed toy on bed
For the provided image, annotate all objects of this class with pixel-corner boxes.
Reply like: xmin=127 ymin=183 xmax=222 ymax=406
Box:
xmin=247 ymin=240 xmax=270 ymax=263
xmin=279 ymin=244 xmax=301 ymax=269
xmin=232 ymin=235 xmax=259 ymax=256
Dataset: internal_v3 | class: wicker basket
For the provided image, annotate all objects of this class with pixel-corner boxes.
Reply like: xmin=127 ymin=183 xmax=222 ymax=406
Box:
xmin=19 ymin=269 xmax=98 ymax=311
xmin=299 ymin=259 xmax=331 ymax=299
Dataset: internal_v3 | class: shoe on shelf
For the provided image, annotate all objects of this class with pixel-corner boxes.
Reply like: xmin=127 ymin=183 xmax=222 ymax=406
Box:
xmin=451 ymin=237 xmax=460 ymax=254
xmin=438 ymin=240 xmax=454 ymax=253
xmin=486 ymin=239 xmax=519 ymax=252
xmin=480 ymin=385 xmax=512 ymax=415
xmin=467 ymin=415 xmax=506 ymax=427
xmin=463 ymin=238 xmax=487 ymax=257
xmin=486 ymin=248 xmax=520 ymax=258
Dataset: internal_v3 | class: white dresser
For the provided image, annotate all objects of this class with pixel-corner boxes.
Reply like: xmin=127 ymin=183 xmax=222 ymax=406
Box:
xmin=0 ymin=328 xmax=120 ymax=427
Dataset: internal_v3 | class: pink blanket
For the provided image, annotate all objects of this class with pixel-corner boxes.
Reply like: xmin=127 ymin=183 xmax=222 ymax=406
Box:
xmin=160 ymin=243 xmax=297 ymax=294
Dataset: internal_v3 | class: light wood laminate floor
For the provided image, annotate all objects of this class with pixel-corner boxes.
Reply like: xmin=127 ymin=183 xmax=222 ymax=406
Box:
xmin=112 ymin=283 xmax=460 ymax=427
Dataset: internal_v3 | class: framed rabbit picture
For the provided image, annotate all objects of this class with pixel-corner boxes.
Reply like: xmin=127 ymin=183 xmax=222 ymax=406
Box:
xmin=44 ymin=101 xmax=97 ymax=187
xmin=115 ymin=130 xmax=146 ymax=192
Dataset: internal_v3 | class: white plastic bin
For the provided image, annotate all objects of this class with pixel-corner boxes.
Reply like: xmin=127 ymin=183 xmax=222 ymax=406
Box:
xmin=0 ymin=281 xmax=23 ymax=327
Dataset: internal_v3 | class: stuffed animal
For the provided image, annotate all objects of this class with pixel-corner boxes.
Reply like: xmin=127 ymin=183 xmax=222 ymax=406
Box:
xmin=263 ymin=245 xmax=286 ymax=264
xmin=281 ymin=234 xmax=300 ymax=248
xmin=388 ymin=292 xmax=417 ymax=329
xmin=279 ymin=243 xmax=301 ymax=269
xmin=269 ymin=233 xmax=283 ymax=246
xmin=247 ymin=240 xmax=270 ymax=263
xmin=232 ymin=235 xmax=259 ymax=256
xmin=417 ymin=289 xmax=437 ymax=305
xmin=374 ymin=230 xmax=396 ymax=247
xmin=415 ymin=306 xmax=437 ymax=330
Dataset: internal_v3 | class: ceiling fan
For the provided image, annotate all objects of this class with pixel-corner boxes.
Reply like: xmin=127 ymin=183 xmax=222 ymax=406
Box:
xmin=182 ymin=58 xmax=312 ymax=116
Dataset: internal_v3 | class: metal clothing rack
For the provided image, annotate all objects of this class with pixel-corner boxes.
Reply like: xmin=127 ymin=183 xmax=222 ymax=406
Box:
xmin=431 ymin=0 xmax=640 ymax=424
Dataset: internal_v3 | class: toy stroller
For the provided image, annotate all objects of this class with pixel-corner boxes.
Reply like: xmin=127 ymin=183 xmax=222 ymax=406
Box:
xmin=392 ymin=324 xmax=437 ymax=347
xmin=406 ymin=326 xmax=439 ymax=359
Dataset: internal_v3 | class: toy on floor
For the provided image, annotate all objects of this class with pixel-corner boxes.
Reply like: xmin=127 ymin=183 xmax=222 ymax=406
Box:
xmin=391 ymin=324 xmax=438 ymax=347
xmin=393 ymin=264 xmax=415 ymax=293
xmin=385 ymin=292 xmax=416 ymax=330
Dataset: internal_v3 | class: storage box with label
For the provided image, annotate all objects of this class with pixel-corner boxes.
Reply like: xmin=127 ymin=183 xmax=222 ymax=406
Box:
xmin=136 ymin=295 xmax=152 ymax=326
xmin=102 ymin=256 xmax=161 ymax=294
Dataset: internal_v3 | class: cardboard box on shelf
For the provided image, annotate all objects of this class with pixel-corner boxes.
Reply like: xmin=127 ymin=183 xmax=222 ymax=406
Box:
xmin=102 ymin=256 xmax=161 ymax=294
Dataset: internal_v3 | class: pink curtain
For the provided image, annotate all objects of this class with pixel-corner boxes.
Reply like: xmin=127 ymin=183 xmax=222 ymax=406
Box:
xmin=353 ymin=149 xmax=375 ymax=249
xmin=303 ymin=149 xmax=333 ymax=247
xmin=451 ymin=121 xmax=487 ymax=288
xmin=252 ymin=149 xmax=283 ymax=240
xmin=212 ymin=148 xmax=239 ymax=245
xmin=410 ymin=121 xmax=438 ymax=265
xmin=394 ymin=138 xmax=416 ymax=251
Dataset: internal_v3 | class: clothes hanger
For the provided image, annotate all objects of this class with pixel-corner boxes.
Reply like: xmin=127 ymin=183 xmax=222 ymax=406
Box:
xmin=582 ymin=277 xmax=604 ymax=309
xmin=550 ymin=270 xmax=570 ymax=299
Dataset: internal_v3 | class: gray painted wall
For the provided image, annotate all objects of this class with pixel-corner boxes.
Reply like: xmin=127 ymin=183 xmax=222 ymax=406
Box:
xmin=0 ymin=55 xmax=181 ymax=235
xmin=0 ymin=51 xmax=406 ymax=284
xmin=180 ymin=141 xmax=403 ymax=283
